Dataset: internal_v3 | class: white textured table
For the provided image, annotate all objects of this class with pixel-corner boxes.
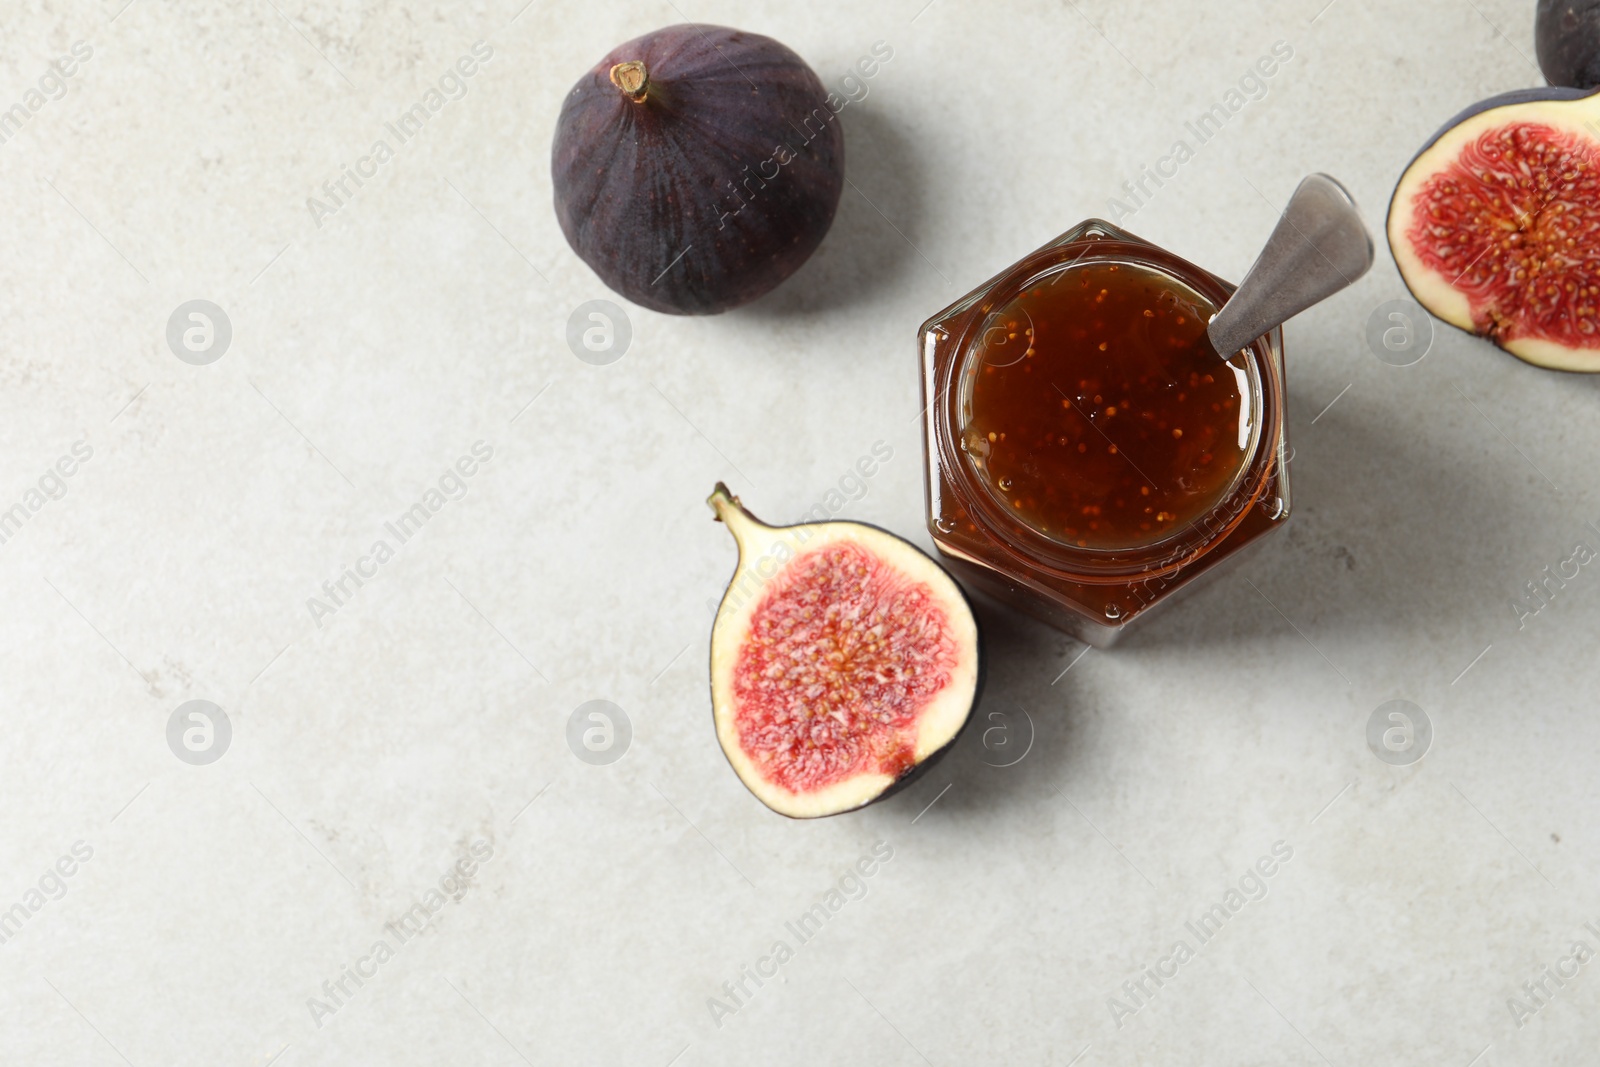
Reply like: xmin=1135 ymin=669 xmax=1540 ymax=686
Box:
xmin=2 ymin=1 xmax=1597 ymax=1064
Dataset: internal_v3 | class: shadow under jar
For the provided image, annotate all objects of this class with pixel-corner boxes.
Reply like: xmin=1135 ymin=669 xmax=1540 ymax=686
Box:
xmin=919 ymin=219 xmax=1291 ymax=647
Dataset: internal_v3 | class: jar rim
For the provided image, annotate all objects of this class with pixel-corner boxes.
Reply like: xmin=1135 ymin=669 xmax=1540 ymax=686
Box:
xmin=928 ymin=227 xmax=1284 ymax=584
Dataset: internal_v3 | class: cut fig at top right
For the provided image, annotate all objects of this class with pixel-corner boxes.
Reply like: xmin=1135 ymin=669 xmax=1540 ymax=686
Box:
xmin=1385 ymin=1 xmax=1600 ymax=372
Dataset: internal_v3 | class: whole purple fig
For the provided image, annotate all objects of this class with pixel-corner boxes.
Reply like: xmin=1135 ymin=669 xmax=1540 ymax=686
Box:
xmin=551 ymin=24 xmax=845 ymax=315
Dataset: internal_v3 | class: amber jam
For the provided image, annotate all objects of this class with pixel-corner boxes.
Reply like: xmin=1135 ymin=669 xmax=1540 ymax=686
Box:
xmin=920 ymin=220 xmax=1290 ymax=646
xmin=958 ymin=260 xmax=1257 ymax=552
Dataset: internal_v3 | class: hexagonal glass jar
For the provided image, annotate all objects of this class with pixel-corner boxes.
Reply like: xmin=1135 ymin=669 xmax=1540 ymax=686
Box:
xmin=918 ymin=219 xmax=1291 ymax=646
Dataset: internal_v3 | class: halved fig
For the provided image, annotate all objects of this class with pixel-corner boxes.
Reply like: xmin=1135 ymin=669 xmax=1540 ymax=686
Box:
xmin=707 ymin=484 xmax=981 ymax=818
xmin=1387 ymin=88 xmax=1600 ymax=371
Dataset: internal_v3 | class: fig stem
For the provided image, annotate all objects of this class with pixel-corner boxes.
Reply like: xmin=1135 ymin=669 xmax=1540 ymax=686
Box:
xmin=707 ymin=482 xmax=740 ymax=523
xmin=609 ymin=61 xmax=650 ymax=102
xmin=708 ymin=483 xmax=769 ymax=547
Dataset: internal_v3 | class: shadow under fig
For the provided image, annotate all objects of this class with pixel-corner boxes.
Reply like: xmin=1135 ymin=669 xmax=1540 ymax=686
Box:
xmin=738 ymin=106 xmax=928 ymax=318
xmin=879 ymin=590 xmax=1100 ymax=821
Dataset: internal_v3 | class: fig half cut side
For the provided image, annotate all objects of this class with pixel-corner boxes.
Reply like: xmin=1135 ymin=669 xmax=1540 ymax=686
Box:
xmin=707 ymin=485 xmax=981 ymax=819
xmin=1388 ymin=87 xmax=1600 ymax=371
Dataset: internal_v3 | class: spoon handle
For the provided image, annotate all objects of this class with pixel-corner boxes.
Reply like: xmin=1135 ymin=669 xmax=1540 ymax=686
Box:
xmin=1207 ymin=174 xmax=1375 ymax=359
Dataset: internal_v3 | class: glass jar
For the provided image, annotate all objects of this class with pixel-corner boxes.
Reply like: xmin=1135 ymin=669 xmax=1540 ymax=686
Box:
xmin=918 ymin=219 xmax=1291 ymax=646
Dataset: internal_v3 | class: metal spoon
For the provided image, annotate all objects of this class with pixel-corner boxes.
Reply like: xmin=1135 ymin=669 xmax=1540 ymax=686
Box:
xmin=1207 ymin=174 xmax=1375 ymax=360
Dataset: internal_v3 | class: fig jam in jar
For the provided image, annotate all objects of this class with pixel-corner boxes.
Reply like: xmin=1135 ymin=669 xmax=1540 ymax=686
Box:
xmin=919 ymin=220 xmax=1290 ymax=646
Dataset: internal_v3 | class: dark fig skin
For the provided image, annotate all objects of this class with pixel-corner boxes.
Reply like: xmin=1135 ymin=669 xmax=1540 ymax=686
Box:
xmin=552 ymin=25 xmax=845 ymax=315
xmin=1537 ymin=0 xmax=1600 ymax=89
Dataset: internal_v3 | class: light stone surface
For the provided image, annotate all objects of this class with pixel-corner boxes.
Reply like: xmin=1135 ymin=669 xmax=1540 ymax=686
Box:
xmin=1 ymin=1 xmax=1597 ymax=1064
